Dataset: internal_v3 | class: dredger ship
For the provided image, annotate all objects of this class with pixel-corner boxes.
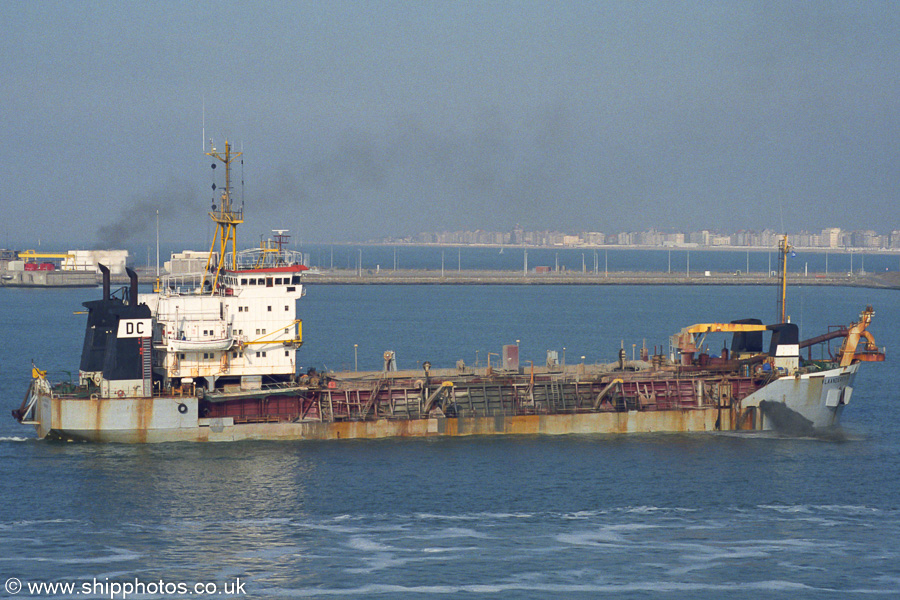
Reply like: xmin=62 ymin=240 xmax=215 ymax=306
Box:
xmin=13 ymin=142 xmax=886 ymax=442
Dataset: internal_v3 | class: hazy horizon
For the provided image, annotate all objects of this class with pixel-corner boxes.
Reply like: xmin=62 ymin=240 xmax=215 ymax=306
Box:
xmin=3 ymin=1 xmax=898 ymax=249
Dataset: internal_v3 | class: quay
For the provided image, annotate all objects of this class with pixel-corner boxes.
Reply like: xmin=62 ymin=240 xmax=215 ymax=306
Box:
xmin=15 ymin=268 xmax=896 ymax=290
xmin=302 ymin=268 xmax=900 ymax=288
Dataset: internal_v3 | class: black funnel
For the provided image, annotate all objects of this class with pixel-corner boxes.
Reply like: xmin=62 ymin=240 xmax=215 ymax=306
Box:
xmin=99 ymin=264 xmax=110 ymax=300
xmin=126 ymin=267 xmax=139 ymax=305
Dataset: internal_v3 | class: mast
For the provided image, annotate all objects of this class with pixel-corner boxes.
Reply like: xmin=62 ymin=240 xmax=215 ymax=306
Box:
xmin=155 ymin=209 xmax=160 ymax=292
xmin=776 ymin=234 xmax=791 ymax=323
xmin=202 ymin=140 xmax=243 ymax=293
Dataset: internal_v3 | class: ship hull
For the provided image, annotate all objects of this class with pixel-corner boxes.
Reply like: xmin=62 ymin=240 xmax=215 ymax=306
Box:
xmin=26 ymin=364 xmax=857 ymax=443
xmin=35 ymin=400 xmax=729 ymax=443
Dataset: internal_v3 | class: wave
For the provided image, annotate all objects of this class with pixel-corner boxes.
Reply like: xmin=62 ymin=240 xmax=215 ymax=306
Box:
xmin=406 ymin=526 xmax=490 ymax=540
xmin=262 ymin=579 xmax=829 ymax=596
xmin=757 ymin=504 xmax=881 ymax=515
xmin=347 ymin=536 xmax=395 ymax=552
xmin=0 ymin=547 xmax=141 ymax=565
xmin=414 ymin=511 xmax=535 ymax=521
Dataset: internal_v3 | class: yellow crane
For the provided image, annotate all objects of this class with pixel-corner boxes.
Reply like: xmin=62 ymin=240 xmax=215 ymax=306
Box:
xmin=17 ymin=250 xmax=76 ymax=261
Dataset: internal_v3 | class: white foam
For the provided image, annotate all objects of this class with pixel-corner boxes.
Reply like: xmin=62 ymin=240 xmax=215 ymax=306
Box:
xmin=346 ymin=536 xmax=395 ymax=552
xmin=0 ymin=436 xmax=29 ymax=442
xmin=757 ymin=503 xmax=880 ymax=516
xmin=411 ymin=526 xmax=489 ymax=540
xmin=562 ymin=510 xmax=602 ymax=519
xmin=344 ymin=555 xmax=412 ymax=574
xmin=414 ymin=512 xmax=481 ymax=521
xmin=8 ymin=518 xmax=84 ymax=527
xmin=619 ymin=505 xmax=698 ymax=514
xmin=3 ymin=547 xmax=142 ymax=565
xmin=414 ymin=511 xmax=534 ymax=521
xmin=814 ymin=504 xmax=881 ymax=515
xmin=666 ymin=547 xmax=772 ymax=574
xmin=556 ymin=521 xmax=664 ymax=547
xmin=292 ymin=521 xmax=363 ymax=534
xmin=758 ymin=504 xmax=812 ymax=514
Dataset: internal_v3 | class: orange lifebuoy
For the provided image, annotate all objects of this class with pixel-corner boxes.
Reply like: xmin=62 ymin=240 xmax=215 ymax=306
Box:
xmin=116 ymin=390 xmax=125 ymax=398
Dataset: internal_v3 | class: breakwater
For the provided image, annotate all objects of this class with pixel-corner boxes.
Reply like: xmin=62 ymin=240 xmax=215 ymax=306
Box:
xmin=303 ymin=268 xmax=898 ymax=288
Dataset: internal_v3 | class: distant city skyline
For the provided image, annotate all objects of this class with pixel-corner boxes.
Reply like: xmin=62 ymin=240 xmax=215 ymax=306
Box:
xmin=379 ymin=225 xmax=900 ymax=251
xmin=5 ymin=222 xmax=898 ymax=254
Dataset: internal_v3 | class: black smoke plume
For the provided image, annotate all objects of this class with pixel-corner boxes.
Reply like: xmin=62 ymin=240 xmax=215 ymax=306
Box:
xmin=94 ymin=179 xmax=196 ymax=248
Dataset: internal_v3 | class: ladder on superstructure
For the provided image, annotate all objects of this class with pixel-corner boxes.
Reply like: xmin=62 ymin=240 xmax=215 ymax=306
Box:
xmin=141 ymin=337 xmax=153 ymax=397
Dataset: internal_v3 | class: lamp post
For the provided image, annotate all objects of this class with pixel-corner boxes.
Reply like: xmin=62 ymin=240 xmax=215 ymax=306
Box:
xmin=354 ymin=344 xmax=358 ymax=371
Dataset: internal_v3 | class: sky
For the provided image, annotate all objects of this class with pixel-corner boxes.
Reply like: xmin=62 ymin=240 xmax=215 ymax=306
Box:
xmin=1 ymin=1 xmax=898 ymax=250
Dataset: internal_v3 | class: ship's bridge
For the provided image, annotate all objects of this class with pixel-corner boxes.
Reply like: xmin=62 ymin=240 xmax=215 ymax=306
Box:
xmin=154 ymin=269 xmax=308 ymax=299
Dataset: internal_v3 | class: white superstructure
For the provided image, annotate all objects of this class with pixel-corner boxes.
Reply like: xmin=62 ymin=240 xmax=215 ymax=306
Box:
xmin=135 ymin=139 xmax=310 ymax=391
xmin=139 ymin=264 xmax=306 ymax=391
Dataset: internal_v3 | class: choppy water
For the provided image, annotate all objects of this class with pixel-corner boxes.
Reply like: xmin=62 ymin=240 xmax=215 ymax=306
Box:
xmin=1 ymin=284 xmax=898 ymax=598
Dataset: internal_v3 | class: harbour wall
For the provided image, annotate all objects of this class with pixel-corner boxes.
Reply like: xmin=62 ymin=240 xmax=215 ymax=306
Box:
xmin=298 ymin=269 xmax=899 ymax=288
xmin=18 ymin=267 xmax=894 ymax=289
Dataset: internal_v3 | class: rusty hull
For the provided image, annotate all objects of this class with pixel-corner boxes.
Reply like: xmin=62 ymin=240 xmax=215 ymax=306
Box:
xmin=34 ymin=391 xmax=758 ymax=443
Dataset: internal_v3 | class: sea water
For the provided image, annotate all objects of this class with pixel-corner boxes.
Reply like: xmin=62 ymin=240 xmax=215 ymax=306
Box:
xmin=1 ymin=284 xmax=898 ymax=599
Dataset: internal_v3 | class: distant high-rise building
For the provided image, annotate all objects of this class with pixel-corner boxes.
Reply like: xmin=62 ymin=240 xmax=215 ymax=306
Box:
xmin=851 ymin=230 xmax=879 ymax=248
xmin=821 ymin=227 xmax=841 ymax=248
xmin=890 ymin=231 xmax=900 ymax=249
xmin=663 ymin=232 xmax=684 ymax=246
xmin=583 ymin=232 xmax=605 ymax=245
